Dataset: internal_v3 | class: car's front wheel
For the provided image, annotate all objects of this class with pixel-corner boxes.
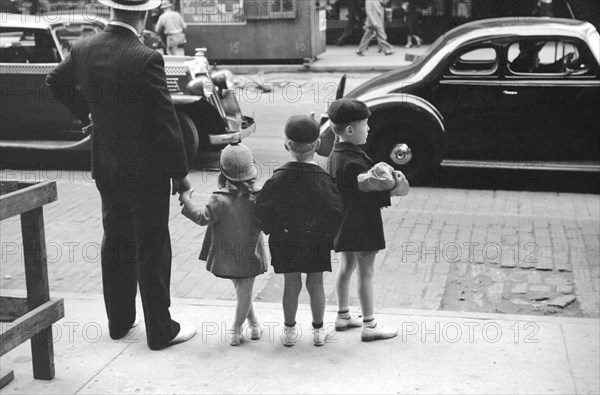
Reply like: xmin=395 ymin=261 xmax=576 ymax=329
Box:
xmin=369 ymin=121 xmax=439 ymax=185
xmin=177 ymin=111 xmax=199 ymax=166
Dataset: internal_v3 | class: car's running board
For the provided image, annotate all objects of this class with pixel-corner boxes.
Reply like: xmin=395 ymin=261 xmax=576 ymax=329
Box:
xmin=441 ymin=159 xmax=600 ymax=172
xmin=0 ymin=138 xmax=90 ymax=151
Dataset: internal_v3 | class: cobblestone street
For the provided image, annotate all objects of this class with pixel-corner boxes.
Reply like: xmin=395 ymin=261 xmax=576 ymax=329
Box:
xmin=1 ymin=168 xmax=598 ymax=318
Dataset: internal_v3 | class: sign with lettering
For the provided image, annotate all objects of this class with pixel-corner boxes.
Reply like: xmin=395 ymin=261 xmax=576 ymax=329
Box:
xmin=181 ymin=0 xmax=246 ymax=25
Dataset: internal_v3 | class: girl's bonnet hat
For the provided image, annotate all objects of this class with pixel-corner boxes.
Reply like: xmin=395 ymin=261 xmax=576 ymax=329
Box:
xmin=219 ymin=142 xmax=258 ymax=182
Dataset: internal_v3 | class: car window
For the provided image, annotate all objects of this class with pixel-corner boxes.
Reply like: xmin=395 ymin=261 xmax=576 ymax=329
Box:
xmin=53 ymin=23 xmax=102 ymax=57
xmin=449 ymin=47 xmax=497 ymax=75
xmin=0 ymin=28 xmax=60 ymax=63
xmin=508 ymin=40 xmax=589 ymax=75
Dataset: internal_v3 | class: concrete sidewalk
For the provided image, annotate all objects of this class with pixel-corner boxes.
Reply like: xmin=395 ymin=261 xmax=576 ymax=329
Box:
xmin=0 ymin=290 xmax=598 ymax=394
xmin=213 ymin=44 xmax=429 ymax=74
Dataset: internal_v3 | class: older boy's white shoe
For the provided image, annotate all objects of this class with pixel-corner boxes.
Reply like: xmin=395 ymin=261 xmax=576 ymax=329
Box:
xmin=335 ymin=313 xmax=363 ymax=331
xmin=361 ymin=322 xmax=398 ymax=342
xmin=281 ymin=325 xmax=299 ymax=347
xmin=312 ymin=326 xmax=335 ymax=346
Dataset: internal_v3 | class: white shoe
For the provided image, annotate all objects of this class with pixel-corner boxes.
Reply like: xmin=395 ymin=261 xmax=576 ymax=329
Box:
xmin=334 ymin=313 xmax=363 ymax=331
xmin=281 ymin=325 xmax=299 ymax=347
xmin=249 ymin=322 xmax=262 ymax=340
xmin=312 ymin=326 xmax=335 ymax=347
xmin=168 ymin=324 xmax=197 ymax=345
xmin=361 ymin=322 xmax=398 ymax=342
xmin=229 ymin=330 xmax=243 ymax=346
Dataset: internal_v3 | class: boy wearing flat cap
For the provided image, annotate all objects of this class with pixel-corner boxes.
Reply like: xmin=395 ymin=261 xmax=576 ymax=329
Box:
xmin=326 ymin=98 xmax=407 ymax=342
xmin=255 ymin=115 xmax=343 ymax=347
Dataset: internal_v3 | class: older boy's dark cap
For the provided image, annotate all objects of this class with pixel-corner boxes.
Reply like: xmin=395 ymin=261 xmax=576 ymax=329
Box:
xmin=284 ymin=115 xmax=320 ymax=143
xmin=328 ymin=98 xmax=371 ymax=124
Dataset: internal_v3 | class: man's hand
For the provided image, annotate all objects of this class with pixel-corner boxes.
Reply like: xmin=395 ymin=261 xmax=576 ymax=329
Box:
xmin=390 ymin=170 xmax=410 ymax=197
xmin=178 ymin=189 xmax=193 ymax=207
xmin=172 ymin=175 xmax=192 ymax=196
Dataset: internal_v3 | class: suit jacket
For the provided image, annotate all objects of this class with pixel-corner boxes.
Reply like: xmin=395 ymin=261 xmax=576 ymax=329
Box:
xmin=46 ymin=24 xmax=188 ymax=187
xmin=327 ymin=142 xmax=391 ymax=252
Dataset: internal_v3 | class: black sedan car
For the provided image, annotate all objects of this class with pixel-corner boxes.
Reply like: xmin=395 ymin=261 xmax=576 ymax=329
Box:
xmin=0 ymin=13 xmax=255 ymax=164
xmin=318 ymin=17 xmax=600 ymax=183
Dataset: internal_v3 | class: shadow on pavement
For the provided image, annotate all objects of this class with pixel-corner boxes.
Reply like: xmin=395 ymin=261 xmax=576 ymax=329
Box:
xmin=426 ymin=166 xmax=600 ymax=194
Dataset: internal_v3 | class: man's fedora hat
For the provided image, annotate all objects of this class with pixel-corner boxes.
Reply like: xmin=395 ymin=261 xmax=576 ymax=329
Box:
xmin=98 ymin=0 xmax=161 ymax=11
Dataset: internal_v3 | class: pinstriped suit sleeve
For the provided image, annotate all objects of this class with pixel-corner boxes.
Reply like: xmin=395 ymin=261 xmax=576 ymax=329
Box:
xmin=142 ymin=51 xmax=189 ymax=178
xmin=46 ymin=52 xmax=90 ymax=123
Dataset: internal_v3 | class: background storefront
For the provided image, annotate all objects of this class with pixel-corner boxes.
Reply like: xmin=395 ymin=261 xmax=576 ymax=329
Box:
xmin=179 ymin=0 xmax=327 ymax=64
xmin=326 ymin=0 xmax=600 ymax=46
xmin=13 ymin=0 xmax=599 ymax=57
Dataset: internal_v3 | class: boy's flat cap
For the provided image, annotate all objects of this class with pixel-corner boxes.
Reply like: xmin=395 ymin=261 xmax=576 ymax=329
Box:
xmin=285 ymin=115 xmax=320 ymax=143
xmin=328 ymin=98 xmax=371 ymax=124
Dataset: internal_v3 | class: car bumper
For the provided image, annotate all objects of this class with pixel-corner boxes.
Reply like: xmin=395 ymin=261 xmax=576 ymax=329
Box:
xmin=207 ymin=116 xmax=256 ymax=145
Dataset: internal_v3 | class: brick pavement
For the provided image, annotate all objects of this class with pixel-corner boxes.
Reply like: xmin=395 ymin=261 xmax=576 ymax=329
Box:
xmin=1 ymin=168 xmax=598 ymax=317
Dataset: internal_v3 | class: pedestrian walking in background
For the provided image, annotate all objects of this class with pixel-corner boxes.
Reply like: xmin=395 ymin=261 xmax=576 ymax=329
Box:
xmin=255 ymin=115 xmax=344 ymax=347
xmin=334 ymin=0 xmax=366 ymax=46
xmin=401 ymin=1 xmax=422 ymax=48
xmin=326 ymin=98 xmax=409 ymax=342
xmin=155 ymin=0 xmax=187 ymax=55
xmin=46 ymin=0 xmax=196 ymax=350
xmin=356 ymin=0 xmax=393 ymax=56
xmin=179 ymin=143 xmax=267 ymax=346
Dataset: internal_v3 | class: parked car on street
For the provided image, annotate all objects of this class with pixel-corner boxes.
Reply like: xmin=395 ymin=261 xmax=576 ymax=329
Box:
xmin=318 ymin=17 xmax=600 ymax=183
xmin=0 ymin=13 xmax=255 ymax=163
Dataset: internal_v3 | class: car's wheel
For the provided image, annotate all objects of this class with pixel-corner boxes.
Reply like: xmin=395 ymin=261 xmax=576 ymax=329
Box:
xmin=369 ymin=121 xmax=438 ymax=185
xmin=177 ymin=111 xmax=199 ymax=166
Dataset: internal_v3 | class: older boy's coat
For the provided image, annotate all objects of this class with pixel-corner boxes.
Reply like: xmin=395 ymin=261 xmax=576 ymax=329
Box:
xmin=327 ymin=142 xmax=391 ymax=252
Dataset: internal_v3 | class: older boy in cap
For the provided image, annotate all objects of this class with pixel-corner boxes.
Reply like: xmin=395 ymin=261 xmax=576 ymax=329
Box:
xmin=255 ymin=115 xmax=343 ymax=346
xmin=326 ymin=98 xmax=407 ymax=342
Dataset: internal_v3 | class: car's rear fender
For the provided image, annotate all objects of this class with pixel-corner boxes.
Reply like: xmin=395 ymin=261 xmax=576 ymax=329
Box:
xmin=171 ymin=95 xmax=226 ymax=148
xmin=317 ymin=94 xmax=445 ymax=158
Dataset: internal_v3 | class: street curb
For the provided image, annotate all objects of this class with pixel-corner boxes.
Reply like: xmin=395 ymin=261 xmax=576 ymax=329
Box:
xmin=4 ymin=289 xmax=597 ymax=327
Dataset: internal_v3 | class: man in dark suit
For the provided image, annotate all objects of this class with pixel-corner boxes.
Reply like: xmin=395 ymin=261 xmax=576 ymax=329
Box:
xmin=46 ymin=0 xmax=196 ymax=350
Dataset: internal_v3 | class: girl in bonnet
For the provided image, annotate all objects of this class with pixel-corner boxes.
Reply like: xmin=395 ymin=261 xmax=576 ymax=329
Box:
xmin=179 ymin=143 xmax=267 ymax=346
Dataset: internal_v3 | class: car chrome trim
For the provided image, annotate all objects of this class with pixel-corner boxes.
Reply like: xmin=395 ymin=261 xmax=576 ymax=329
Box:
xmin=441 ymin=159 xmax=600 ymax=172
xmin=207 ymin=121 xmax=256 ymax=145
xmin=0 ymin=137 xmax=91 ymax=151
xmin=0 ymin=64 xmax=56 ymax=74
xmin=166 ymin=77 xmax=180 ymax=93
xmin=164 ymin=66 xmax=188 ymax=76
xmin=171 ymin=95 xmax=202 ymax=105
xmin=439 ymin=79 xmax=600 ymax=87
xmin=390 ymin=143 xmax=413 ymax=165
xmin=209 ymin=92 xmax=228 ymax=121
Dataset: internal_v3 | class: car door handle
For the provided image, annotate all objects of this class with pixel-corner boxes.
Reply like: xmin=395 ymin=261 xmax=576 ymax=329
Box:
xmin=502 ymin=90 xmax=518 ymax=95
